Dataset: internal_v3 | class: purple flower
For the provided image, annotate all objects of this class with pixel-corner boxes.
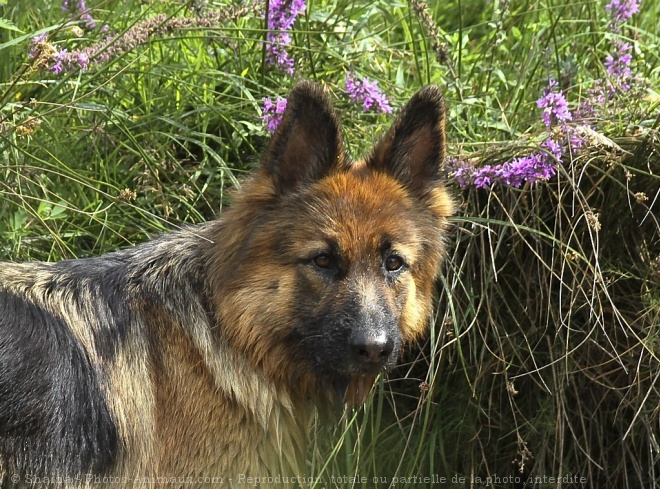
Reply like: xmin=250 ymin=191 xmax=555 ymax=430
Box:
xmin=602 ymin=0 xmax=640 ymax=91
xmin=28 ymin=33 xmax=49 ymax=59
xmin=62 ymin=0 xmax=96 ymax=29
xmin=76 ymin=0 xmax=91 ymax=21
xmin=265 ymin=33 xmax=295 ymax=73
xmin=81 ymin=12 xmax=96 ymax=30
xmin=605 ymin=0 xmax=642 ymax=26
xmin=32 ymin=33 xmax=48 ymax=44
xmin=604 ymin=40 xmax=632 ymax=79
xmin=536 ymin=80 xmax=573 ymax=128
xmin=261 ymin=96 xmax=288 ymax=133
xmin=569 ymin=129 xmax=585 ymax=151
xmin=575 ymin=85 xmax=607 ymax=122
xmin=344 ymin=72 xmax=392 ymax=114
xmin=75 ymin=51 xmax=90 ymax=71
xmin=31 ymin=42 xmax=94 ymax=74
xmin=51 ymin=49 xmax=71 ymax=74
xmin=498 ymin=153 xmax=556 ymax=187
xmin=447 ymin=152 xmax=556 ymax=189
xmin=50 ymin=61 xmax=65 ymax=75
xmin=267 ymin=0 xmax=306 ymax=31
xmin=447 ymin=157 xmax=474 ymax=188
xmin=542 ymin=137 xmax=563 ymax=160
xmin=265 ymin=0 xmax=306 ymax=74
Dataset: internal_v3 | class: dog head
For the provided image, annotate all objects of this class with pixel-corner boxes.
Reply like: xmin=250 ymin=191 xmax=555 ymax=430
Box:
xmin=211 ymin=81 xmax=453 ymax=406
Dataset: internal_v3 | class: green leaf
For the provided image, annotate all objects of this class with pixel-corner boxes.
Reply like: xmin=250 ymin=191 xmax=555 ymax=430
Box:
xmin=10 ymin=209 xmax=28 ymax=232
xmin=48 ymin=202 xmax=68 ymax=220
xmin=0 ymin=18 xmax=23 ymax=33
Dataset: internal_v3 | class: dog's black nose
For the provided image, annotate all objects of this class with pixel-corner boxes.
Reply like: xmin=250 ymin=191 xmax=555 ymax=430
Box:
xmin=350 ymin=332 xmax=394 ymax=366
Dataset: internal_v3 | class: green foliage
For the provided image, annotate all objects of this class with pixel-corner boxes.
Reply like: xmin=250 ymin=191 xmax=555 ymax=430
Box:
xmin=1 ymin=0 xmax=659 ymax=487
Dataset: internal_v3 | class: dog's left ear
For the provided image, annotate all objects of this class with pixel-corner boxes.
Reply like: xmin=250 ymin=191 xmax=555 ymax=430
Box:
xmin=365 ymin=85 xmax=446 ymax=199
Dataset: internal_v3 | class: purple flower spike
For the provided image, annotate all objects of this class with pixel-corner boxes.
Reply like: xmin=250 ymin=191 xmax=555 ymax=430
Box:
xmin=265 ymin=0 xmax=306 ymax=74
xmin=447 ymin=153 xmax=556 ymax=189
xmin=604 ymin=40 xmax=632 ymax=80
xmin=261 ymin=96 xmax=288 ymax=133
xmin=536 ymin=81 xmax=573 ymax=128
xmin=344 ymin=72 xmax=392 ymax=114
xmin=542 ymin=137 xmax=563 ymax=161
xmin=605 ymin=0 xmax=642 ymax=26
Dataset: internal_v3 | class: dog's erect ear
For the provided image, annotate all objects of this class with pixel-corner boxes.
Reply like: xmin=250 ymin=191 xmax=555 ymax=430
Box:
xmin=262 ymin=81 xmax=347 ymax=194
xmin=365 ymin=85 xmax=446 ymax=199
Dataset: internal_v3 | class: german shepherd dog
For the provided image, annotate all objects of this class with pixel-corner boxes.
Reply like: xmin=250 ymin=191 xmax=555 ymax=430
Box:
xmin=0 ymin=81 xmax=453 ymax=487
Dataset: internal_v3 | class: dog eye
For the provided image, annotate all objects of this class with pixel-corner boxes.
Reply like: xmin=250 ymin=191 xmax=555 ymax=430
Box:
xmin=384 ymin=255 xmax=405 ymax=272
xmin=313 ymin=253 xmax=334 ymax=269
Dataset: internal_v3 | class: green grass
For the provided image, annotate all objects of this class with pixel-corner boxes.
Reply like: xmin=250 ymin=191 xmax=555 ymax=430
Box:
xmin=1 ymin=0 xmax=659 ymax=487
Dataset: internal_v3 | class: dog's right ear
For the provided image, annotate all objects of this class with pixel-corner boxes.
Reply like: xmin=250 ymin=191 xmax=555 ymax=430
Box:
xmin=262 ymin=81 xmax=348 ymax=194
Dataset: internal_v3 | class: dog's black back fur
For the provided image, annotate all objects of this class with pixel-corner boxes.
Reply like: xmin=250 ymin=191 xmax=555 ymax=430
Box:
xmin=0 ymin=288 xmax=118 ymax=478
